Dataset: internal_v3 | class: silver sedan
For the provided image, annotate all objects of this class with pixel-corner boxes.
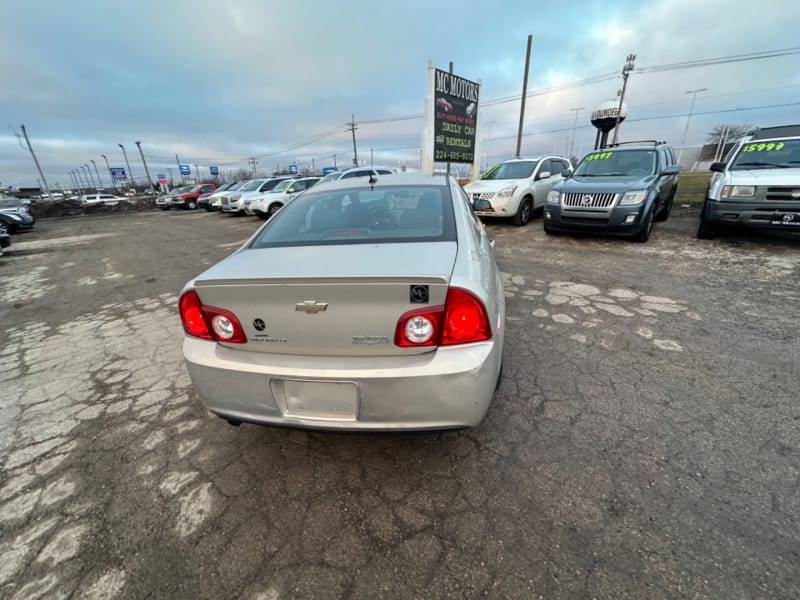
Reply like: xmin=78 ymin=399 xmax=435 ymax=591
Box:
xmin=179 ymin=173 xmax=505 ymax=431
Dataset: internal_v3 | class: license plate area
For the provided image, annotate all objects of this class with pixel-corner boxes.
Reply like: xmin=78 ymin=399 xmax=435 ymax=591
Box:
xmin=771 ymin=213 xmax=800 ymax=225
xmin=271 ymin=379 xmax=358 ymax=421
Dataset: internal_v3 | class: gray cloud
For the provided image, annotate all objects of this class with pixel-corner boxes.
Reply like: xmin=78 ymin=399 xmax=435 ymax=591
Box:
xmin=1 ymin=0 xmax=799 ymax=188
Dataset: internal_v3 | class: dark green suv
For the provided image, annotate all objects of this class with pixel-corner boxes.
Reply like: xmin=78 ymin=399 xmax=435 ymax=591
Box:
xmin=543 ymin=141 xmax=680 ymax=242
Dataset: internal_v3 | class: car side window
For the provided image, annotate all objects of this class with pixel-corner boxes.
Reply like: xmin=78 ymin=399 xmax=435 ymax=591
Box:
xmin=538 ymin=160 xmax=552 ymax=178
xmin=377 ymin=169 xmax=392 ymax=175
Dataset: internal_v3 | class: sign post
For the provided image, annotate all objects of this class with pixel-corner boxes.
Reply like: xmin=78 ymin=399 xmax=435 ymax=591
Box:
xmin=422 ymin=62 xmax=481 ymax=180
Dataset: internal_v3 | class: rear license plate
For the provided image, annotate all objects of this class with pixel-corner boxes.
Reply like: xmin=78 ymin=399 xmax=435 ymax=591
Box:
xmin=273 ymin=379 xmax=358 ymax=421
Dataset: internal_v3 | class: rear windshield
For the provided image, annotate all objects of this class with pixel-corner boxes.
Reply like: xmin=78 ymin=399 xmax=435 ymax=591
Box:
xmin=729 ymin=138 xmax=800 ymax=170
xmin=249 ymin=185 xmax=456 ymax=248
xmin=573 ymin=150 xmax=656 ymax=177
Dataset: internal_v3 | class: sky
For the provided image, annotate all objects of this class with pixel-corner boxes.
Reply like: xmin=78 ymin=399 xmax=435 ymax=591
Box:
xmin=1 ymin=0 xmax=799 ymax=189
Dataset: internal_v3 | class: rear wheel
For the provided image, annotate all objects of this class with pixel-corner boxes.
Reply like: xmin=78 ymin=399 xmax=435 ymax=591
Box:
xmin=512 ymin=196 xmax=533 ymax=226
xmin=187 ymin=200 xmax=197 ymax=210
xmin=633 ymin=207 xmax=654 ymax=242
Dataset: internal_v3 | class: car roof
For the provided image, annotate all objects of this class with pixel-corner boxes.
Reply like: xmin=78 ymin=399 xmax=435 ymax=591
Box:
xmin=338 ymin=165 xmax=393 ymax=174
xmin=310 ymin=172 xmax=450 ymax=191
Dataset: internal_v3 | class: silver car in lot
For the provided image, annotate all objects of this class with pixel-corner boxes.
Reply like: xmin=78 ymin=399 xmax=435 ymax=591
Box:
xmin=179 ymin=173 xmax=505 ymax=431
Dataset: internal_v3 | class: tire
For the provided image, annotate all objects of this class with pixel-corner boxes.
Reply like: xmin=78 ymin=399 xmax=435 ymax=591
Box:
xmin=187 ymin=200 xmax=197 ymax=210
xmin=633 ymin=207 xmax=654 ymax=242
xmin=512 ymin=196 xmax=533 ymax=226
xmin=654 ymin=187 xmax=675 ymax=222
xmin=696 ymin=200 xmax=718 ymax=240
xmin=267 ymin=203 xmax=283 ymax=218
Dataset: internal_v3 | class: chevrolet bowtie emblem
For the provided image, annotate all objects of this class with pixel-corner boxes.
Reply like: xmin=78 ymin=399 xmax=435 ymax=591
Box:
xmin=295 ymin=301 xmax=328 ymax=314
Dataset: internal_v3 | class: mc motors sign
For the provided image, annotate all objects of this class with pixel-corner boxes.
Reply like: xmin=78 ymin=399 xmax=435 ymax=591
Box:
xmin=433 ymin=68 xmax=480 ymax=164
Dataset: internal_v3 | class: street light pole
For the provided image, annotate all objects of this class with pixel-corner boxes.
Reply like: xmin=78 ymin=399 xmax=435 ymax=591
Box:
xmin=81 ymin=165 xmax=92 ymax=191
xmin=677 ymin=88 xmax=708 ymax=164
xmin=85 ymin=163 xmax=98 ymax=190
xmin=118 ymin=143 xmax=134 ymax=190
xmin=90 ymin=159 xmax=103 ymax=191
xmin=69 ymin=171 xmax=78 ymax=193
xmin=100 ymin=154 xmax=115 ymax=192
xmin=569 ymin=107 xmax=585 ymax=160
xmin=135 ymin=141 xmax=153 ymax=192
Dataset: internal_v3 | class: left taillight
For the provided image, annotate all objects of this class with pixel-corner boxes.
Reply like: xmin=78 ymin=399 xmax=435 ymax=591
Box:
xmin=179 ymin=289 xmax=247 ymax=343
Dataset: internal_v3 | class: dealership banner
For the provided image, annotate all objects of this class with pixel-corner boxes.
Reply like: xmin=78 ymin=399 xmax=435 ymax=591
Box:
xmin=433 ymin=68 xmax=480 ymax=164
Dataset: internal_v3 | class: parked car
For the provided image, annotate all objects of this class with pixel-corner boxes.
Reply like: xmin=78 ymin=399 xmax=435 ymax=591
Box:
xmin=156 ymin=186 xmax=188 ymax=210
xmin=543 ymin=142 xmax=680 ymax=242
xmin=212 ymin=180 xmax=250 ymax=212
xmin=163 ymin=183 xmax=217 ymax=210
xmin=247 ymin=177 xmax=320 ymax=219
xmin=315 ymin=166 xmax=394 ymax=187
xmin=198 ymin=182 xmax=234 ymax=211
xmin=697 ymin=125 xmax=800 ymax=239
xmin=0 ymin=198 xmax=36 ymax=232
xmin=80 ymin=193 xmax=129 ymax=206
xmin=225 ymin=177 xmax=292 ymax=215
xmin=0 ymin=224 xmax=10 ymax=255
xmin=179 ymin=172 xmax=505 ymax=431
xmin=464 ymin=155 xmax=572 ymax=226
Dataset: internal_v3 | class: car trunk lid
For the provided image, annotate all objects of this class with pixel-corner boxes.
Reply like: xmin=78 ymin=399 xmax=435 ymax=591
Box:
xmin=194 ymin=243 xmax=457 ymax=356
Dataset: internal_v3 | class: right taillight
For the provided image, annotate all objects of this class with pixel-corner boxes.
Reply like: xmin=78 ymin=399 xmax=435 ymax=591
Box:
xmin=394 ymin=287 xmax=492 ymax=348
xmin=178 ymin=289 xmax=247 ymax=343
xmin=441 ymin=288 xmax=492 ymax=346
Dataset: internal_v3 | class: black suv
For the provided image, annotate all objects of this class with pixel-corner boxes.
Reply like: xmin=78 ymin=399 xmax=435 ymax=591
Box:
xmin=544 ymin=141 xmax=680 ymax=242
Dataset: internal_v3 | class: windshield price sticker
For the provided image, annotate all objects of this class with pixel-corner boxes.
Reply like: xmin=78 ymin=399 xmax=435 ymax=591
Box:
xmin=743 ymin=142 xmax=785 ymax=152
xmin=585 ymin=152 xmax=613 ymax=161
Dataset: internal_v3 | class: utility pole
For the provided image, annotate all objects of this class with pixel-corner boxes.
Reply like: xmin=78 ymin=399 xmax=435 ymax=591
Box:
xmin=119 ymin=144 xmax=134 ymax=189
xmin=90 ymin=159 xmax=103 ymax=191
xmin=248 ymin=158 xmax=258 ymax=177
xmin=19 ymin=124 xmax=51 ymax=197
xmin=135 ymin=141 xmax=154 ymax=191
xmin=515 ymin=35 xmax=533 ymax=158
xmin=69 ymin=171 xmax=78 ymax=193
xmin=346 ymin=116 xmax=359 ymax=166
xmin=369 ymin=148 xmax=374 ymax=166
xmin=333 ymin=154 xmax=337 ymax=169
xmin=611 ymin=54 xmax=636 ymax=146
xmin=311 ymin=158 xmax=316 ymax=174
xmin=168 ymin=168 xmax=175 ymax=186
xmin=677 ymin=88 xmax=708 ymax=164
xmin=569 ymin=107 xmax=585 ymax=160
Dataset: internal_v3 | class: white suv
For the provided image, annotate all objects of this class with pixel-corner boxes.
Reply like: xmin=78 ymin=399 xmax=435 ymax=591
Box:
xmin=698 ymin=125 xmax=800 ymax=239
xmin=464 ymin=156 xmax=572 ymax=226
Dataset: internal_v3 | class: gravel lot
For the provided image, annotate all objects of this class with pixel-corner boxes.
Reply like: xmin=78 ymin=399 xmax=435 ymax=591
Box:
xmin=1 ymin=209 xmax=798 ymax=599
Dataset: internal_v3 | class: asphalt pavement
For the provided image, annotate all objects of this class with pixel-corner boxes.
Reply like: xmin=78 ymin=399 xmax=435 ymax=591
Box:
xmin=1 ymin=208 xmax=798 ymax=599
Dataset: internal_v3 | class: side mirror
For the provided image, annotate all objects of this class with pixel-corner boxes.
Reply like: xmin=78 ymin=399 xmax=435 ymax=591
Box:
xmin=710 ymin=162 xmax=726 ymax=173
xmin=473 ymin=198 xmax=491 ymax=211
xmin=561 ymin=169 xmax=572 ymax=178
xmin=662 ymin=165 xmax=680 ymax=176
xmin=535 ymin=171 xmax=551 ymax=181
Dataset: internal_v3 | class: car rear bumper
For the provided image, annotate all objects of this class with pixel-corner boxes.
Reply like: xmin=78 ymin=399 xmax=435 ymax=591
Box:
xmin=703 ymin=199 xmax=800 ymax=230
xmin=183 ymin=336 xmax=501 ymax=431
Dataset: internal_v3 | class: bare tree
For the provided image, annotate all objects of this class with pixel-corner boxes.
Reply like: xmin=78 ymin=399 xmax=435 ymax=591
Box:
xmin=234 ymin=168 xmax=252 ymax=181
xmin=706 ymin=124 xmax=754 ymax=144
